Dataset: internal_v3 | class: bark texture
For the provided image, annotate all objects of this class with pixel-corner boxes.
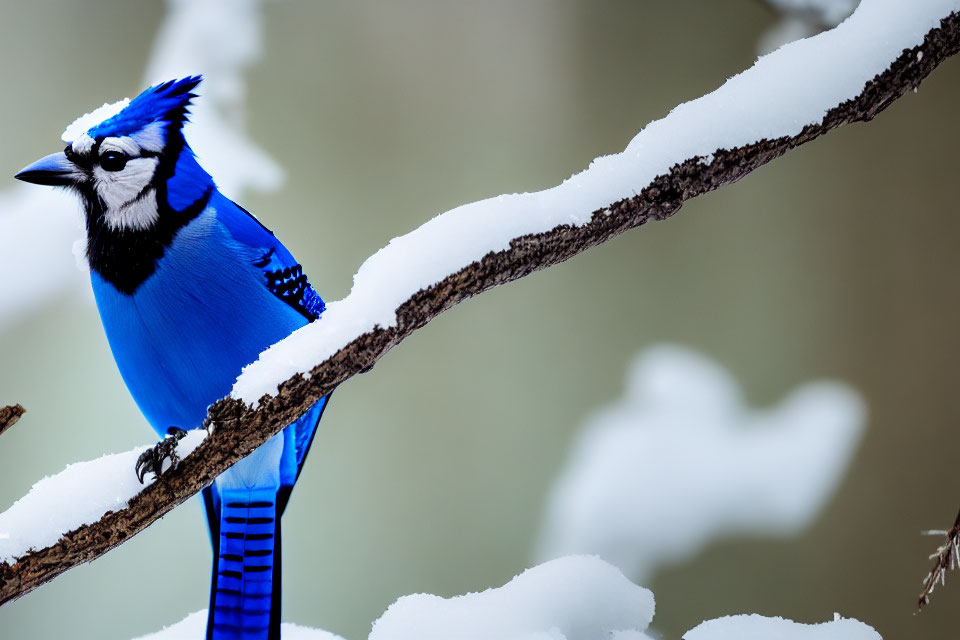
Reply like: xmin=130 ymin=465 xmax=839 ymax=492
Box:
xmin=0 ymin=405 xmax=24 ymax=438
xmin=2 ymin=11 xmax=959 ymax=607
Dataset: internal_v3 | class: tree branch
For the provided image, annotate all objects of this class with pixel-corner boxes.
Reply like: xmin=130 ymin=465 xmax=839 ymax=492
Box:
xmin=2 ymin=9 xmax=959 ymax=608
xmin=0 ymin=405 xmax=25 ymax=438
xmin=918 ymin=509 xmax=960 ymax=609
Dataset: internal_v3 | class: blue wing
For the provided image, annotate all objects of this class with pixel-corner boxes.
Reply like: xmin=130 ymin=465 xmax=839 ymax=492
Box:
xmin=216 ymin=196 xmax=326 ymax=322
xmin=213 ymin=193 xmax=329 ymax=479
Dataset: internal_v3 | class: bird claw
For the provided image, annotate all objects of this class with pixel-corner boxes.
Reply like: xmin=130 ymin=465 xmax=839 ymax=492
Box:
xmin=136 ymin=427 xmax=189 ymax=484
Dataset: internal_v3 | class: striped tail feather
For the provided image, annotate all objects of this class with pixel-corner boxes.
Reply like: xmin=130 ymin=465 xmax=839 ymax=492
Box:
xmin=203 ymin=397 xmax=329 ymax=639
xmin=207 ymin=487 xmax=281 ymax=640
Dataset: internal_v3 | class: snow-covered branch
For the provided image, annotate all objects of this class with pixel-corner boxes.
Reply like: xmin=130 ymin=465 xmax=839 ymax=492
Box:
xmin=1 ymin=0 xmax=959 ymax=609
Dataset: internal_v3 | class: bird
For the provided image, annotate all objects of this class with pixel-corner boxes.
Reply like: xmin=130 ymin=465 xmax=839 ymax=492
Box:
xmin=15 ymin=76 xmax=329 ymax=640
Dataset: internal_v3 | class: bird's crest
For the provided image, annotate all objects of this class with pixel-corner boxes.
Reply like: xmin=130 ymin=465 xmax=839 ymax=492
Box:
xmin=63 ymin=76 xmax=203 ymax=145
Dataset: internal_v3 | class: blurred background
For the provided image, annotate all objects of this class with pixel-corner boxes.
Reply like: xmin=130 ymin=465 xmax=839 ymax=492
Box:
xmin=1 ymin=1 xmax=959 ymax=638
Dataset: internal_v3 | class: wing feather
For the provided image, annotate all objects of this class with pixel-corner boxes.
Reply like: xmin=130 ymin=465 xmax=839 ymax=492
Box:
xmin=215 ymin=196 xmax=325 ymax=322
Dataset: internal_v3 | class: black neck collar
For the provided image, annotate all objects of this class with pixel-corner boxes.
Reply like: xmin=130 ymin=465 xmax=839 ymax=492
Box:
xmin=84 ymin=184 xmax=212 ymax=294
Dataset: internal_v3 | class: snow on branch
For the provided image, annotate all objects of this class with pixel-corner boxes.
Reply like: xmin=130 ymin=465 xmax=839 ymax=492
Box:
xmin=683 ymin=613 xmax=880 ymax=640
xmin=134 ymin=556 xmax=881 ymax=640
xmin=1 ymin=0 xmax=959 ymax=609
xmin=0 ymin=431 xmax=205 ymax=566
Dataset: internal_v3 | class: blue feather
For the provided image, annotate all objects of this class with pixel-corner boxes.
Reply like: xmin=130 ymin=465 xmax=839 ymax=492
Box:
xmin=90 ymin=197 xmax=310 ymax=435
xmin=88 ymin=75 xmax=202 ymax=140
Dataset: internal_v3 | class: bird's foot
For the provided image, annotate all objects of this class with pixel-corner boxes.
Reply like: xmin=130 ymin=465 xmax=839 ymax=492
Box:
xmin=136 ymin=427 xmax=188 ymax=484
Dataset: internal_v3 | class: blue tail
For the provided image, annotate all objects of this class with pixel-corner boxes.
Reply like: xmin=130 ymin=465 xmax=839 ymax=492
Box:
xmin=204 ymin=395 xmax=329 ymax=640
xmin=207 ymin=488 xmax=281 ymax=640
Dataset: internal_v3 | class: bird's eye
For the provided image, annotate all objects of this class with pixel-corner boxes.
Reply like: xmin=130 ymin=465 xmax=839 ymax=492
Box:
xmin=100 ymin=151 xmax=128 ymax=172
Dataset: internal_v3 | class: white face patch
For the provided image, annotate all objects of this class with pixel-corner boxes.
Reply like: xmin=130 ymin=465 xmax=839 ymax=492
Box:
xmin=94 ymin=156 xmax=161 ymax=232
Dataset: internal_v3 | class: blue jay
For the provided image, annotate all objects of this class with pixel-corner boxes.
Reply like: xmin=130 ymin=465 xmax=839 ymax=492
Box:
xmin=15 ymin=77 xmax=329 ymax=640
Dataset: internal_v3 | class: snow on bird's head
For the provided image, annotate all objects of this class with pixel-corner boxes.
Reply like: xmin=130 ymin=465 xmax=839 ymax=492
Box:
xmin=61 ymin=76 xmax=203 ymax=148
xmin=61 ymin=99 xmax=130 ymax=143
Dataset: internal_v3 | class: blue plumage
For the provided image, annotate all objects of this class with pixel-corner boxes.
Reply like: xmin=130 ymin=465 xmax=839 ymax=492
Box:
xmin=16 ymin=77 xmax=328 ymax=640
xmin=88 ymin=76 xmax=202 ymax=140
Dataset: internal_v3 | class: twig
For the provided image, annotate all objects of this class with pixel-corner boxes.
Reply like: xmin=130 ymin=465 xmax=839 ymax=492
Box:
xmin=1 ymin=10 xmax=959 ymax=609
xmin=918 ymin=509 xmax=960 ymax=610
xmin=0 ymin=405 xmax=25 ymax=438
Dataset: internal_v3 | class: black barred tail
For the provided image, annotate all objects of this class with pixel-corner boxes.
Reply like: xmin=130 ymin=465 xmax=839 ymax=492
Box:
xmin=207 ymin=488 xmax=280 ymax=640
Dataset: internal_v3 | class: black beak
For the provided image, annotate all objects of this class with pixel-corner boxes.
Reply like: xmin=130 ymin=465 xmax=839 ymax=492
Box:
xmin=14 ymin=151 xmax=78 ymax=186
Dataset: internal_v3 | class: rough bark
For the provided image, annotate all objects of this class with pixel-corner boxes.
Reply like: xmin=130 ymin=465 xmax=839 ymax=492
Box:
xmin=2 ymin=11 xmax=959 ymax=607
xmin=0 ymin=405 xmax=24 ymax=438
